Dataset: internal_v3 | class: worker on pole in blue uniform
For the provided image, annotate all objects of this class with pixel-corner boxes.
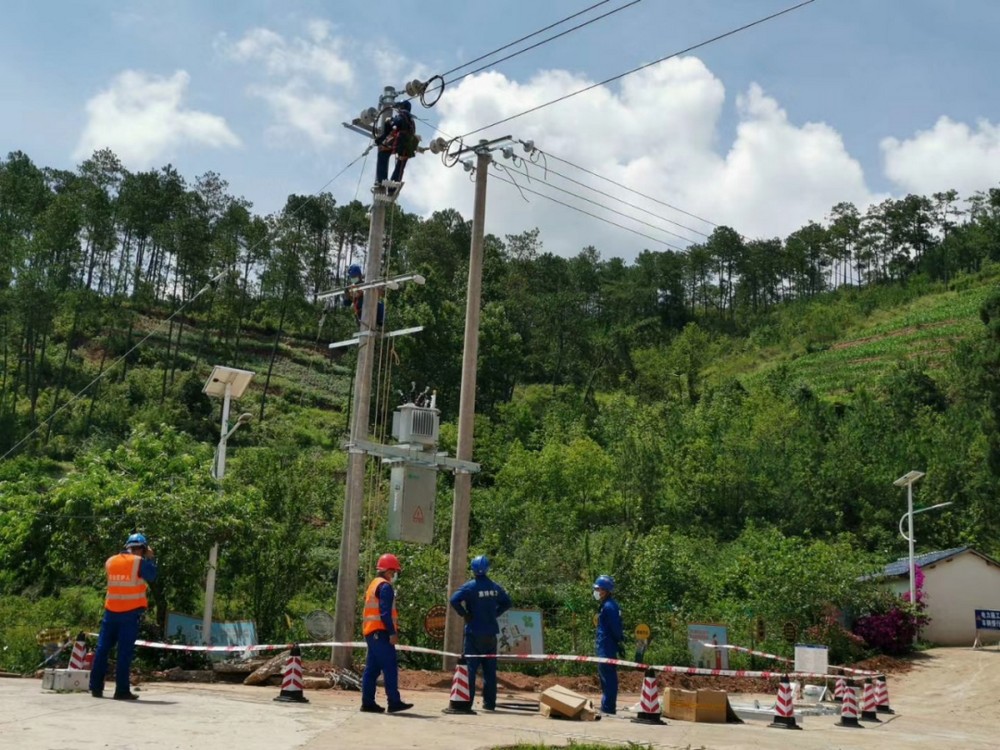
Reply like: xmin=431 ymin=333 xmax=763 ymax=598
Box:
xmin=593 ymin=574 xmax=625 ymax=715
xmin=449 ymin=555 xmax=512 ymax=711
xmin=89 ymin=533 xmax=158 ymax=700
xmin=360 ymin=553 xmax=413 ymax=713
xmin=374 ymin=100 xmax=417 ymax=194
xmin=341 ymin=263 xmax=384 ymax=326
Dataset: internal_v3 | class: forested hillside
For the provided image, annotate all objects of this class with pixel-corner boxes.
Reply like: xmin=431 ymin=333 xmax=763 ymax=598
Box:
xmin=2 ymin=148 xmax=1000 ymax=672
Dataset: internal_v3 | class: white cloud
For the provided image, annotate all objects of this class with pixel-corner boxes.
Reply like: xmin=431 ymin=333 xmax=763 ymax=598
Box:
xmin=219 ymin=22 xmax=353 ymax=86
xmin=74 ymin=70 xmax=240 ymax=167
xmin=250 ymin=79 xmax=346 ymax=147
xmin=882 ymin=116 xmax=1000 ymax=197
xmin=217 ymin=22 xmax=357 ymax=148
xmin=403 ymin=58 xmax=876 ymax=259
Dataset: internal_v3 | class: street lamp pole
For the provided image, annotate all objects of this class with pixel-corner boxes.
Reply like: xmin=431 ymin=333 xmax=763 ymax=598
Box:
xmin=202 ymin=366 xmax=255 ymax=647
xmin=894 ymin=470 xmax=930 ymax=643
xmin=906 ymin=481 xmax=916 ymax=606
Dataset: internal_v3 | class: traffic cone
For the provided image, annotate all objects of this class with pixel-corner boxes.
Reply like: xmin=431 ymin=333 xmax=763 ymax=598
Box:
xmin=632 ymin=668 xmax=666 ymax=725
xmin=875 ymin=676 xmax=895 ymax=714
xmin=273 ymin=645 xmax=309 ymax=703
xmin=768 ymin=675 xmax=802 ymax=730
xmin=859 ymin=677 xmax=881 ymax=722
xmin=68 ymin=632 xmax=88 ymax=670
xmin=833 ymin=676 xmax=846 ymax=702
xmin=835 ymin=681 xmax=863 ymax=728
xmin=441 ymin=658 xmax=476 ymax=714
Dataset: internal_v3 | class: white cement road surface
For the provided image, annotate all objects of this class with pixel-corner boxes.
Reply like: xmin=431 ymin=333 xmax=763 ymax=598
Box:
xmin=1 ymin=647 xmax=997 ymax=749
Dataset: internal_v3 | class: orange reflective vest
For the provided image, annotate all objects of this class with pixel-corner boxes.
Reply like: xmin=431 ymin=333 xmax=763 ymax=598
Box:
xmin=104 ymin=553 xmax=148 ymax=612
xmin=362 ymin=577 xmax=398 ymax=636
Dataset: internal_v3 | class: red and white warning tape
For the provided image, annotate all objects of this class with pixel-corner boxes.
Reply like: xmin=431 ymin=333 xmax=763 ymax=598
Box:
xmin=117 ymin=637 xmax=882 ymax=680
xmin=701 ymin=642 xmax=879 ymax=676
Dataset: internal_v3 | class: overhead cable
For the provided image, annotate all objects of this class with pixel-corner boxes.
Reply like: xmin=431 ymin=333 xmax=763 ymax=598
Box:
xmin=443 ymin=1 xmax=643 ymax=88
xmin=459 ymin=0 xmax=817 ymax=138
xmin=488 ymin=169 xmax=685 ymax=252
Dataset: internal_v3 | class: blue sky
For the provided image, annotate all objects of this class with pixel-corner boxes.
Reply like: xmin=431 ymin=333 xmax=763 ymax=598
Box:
xmin=3 ymin=0 xmax=999 ymax=258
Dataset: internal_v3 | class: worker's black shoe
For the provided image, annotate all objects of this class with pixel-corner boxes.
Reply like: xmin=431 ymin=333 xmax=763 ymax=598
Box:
xmin=360 ymin=703 xmax=385 ymax=713
xmin=113 ymin=692 xmax=139 ymax=701
xmin=482 ymin=705 xmax=496 ymax=712
xmin=90 ymin=689 xmax=103 ymax=698
xmin=387 ymin=701 xmax=413 ymax=713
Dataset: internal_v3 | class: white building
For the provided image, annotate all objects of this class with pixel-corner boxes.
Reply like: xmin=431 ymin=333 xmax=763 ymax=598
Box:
xmin=878 ymin=547 xmax=1000 ymax=646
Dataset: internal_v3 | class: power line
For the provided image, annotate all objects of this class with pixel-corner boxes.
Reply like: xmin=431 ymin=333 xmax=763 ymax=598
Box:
xmin=540 ymin=149 xmax=720 ymax=229
xmin=459 ymin=0 xmax=817 ymax=139
xmin=415 ymin=114 xmax=719 ymax=241
xmin=496 ymin=161 xmax=698 ymax=245
xmin=505 ymin=152 xmax=711 ymax=239
xmin=440 ymin=1 xmax=615 ymax=79
xmin=488 ymin=167 xmax=685 ymax=252
xmin=0 ymin=149 xmax=370 ymax=463
xmin=443 ymin=1 xmax=643 ymax=88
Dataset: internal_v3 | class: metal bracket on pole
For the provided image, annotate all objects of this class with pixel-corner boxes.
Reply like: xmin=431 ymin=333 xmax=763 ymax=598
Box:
xmin=346 ymin=438 xmax=480 ymax=474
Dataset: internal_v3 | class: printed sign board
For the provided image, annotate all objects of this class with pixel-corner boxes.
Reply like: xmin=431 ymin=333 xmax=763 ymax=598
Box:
xmin=423 ymin=604 xmax=447 ymax=640
xmin=794 ymin=643 xmax=829 ymax=674
xmin=166 ymin=611 xmax=257 ymax=659
xmin=497 ymin=609 xmax=544 ymax=656
xmin=975 ymin=609 xmax=1000 ymax=631
xmin=687 ymin=624 xmax=729 ymax=670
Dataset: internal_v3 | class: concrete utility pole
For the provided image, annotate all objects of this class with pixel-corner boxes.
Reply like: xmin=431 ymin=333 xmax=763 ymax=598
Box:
xmin=443 ymin=141 xmax=496 ymax=665
xmin=331 ymin=195 xmax=388 ymax=666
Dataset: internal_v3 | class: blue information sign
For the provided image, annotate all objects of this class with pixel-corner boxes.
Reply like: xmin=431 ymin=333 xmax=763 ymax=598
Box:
xmin=974 ymin=609 xmax=1000 ymax=630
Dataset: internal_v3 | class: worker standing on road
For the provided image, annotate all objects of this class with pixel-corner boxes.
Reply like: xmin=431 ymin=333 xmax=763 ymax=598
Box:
xmin=593 ymin=574 xmax=625 ymax=715
xmin=360 ymin=553 xmax=413 ymax=713
xmin=449 ymin=555 xmax=512 ymax=711
xmin=89 ymin=533 xmax=158 ymax=700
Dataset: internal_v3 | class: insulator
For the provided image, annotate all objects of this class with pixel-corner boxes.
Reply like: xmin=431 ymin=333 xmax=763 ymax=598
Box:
xmin=501 ymin=145 xmax=514 ymax=160
xmin=522 ymin=139 xmax=535 ymax=153
xmin=429 ymin=137 xmax=448 ymax=154
xmin=404 ymin=79 xmax=426 ymax=97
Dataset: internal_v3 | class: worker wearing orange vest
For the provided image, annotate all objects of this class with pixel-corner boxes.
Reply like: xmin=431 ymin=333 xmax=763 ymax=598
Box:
xmin=360 ymin=553 xmax=413 ymax=713
xmin=89 ymin=533 xmax=157 ymax=700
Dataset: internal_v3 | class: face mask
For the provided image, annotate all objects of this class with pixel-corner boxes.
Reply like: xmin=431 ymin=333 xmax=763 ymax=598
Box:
xmin=593 ymin=590 xmax=602 ymax=601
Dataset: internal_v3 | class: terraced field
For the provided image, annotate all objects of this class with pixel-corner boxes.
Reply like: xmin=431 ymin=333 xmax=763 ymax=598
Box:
xmin=754 ymin=280 xmax=995 ymax=395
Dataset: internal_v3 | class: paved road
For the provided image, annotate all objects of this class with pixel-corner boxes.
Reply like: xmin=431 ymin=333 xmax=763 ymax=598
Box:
xmin=1 ymin=647 xmax=996 ymax=749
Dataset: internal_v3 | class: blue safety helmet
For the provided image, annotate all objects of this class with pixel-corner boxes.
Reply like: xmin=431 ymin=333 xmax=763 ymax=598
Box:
xmin=593 ymin=575 xmax=615 ymax=593
xmin=347 ymin=263 xmax=363 ymax=280
xmin=125 ymin=533 xmax=147 ymax=548
xmin=396 ymin=100 xmax=412 ymax=112
xmin=471 ymin=555 xmax=489 ymax=576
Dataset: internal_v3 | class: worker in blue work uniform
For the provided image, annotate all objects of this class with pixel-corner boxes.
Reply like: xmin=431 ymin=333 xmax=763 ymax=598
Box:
xmin=89 ymin=533 xmax=158 ymax=700
xmin=593 ymin=574 xmax=625 ymax=715
xmin=341 ymin=263 xmax=385 ymax=326
xmin=360 ymin=553 xmax=413 ymax=713
xmin=374 ymin=100 xmax=417 ymax=193
xmin=449 ymin=555 xmax=512 ymax=711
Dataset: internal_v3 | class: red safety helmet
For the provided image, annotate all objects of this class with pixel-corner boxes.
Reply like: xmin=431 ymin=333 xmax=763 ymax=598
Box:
xmin=377 ymin=553 xmax=402 ymax=572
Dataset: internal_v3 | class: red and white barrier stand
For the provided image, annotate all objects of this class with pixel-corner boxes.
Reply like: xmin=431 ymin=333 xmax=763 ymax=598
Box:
xmin=273 ymin=644 xmax=309 ymax=703
xmin=68 ymin=632 xmax=88 ymax=670
xmin=835 ymin=681 xmax=863 ymax=729
xmin=875 ymin=676 xmax=895 ymax=714
xmin=833 ymin=676 xmax=846 ymax=702
xmin=768 ymin=675 xmax=802 ymax=730
xmin=859 ymin=677 xmax=881 ymax=722
xmin=442 ymin=658 xmax=475 ymax=714
xmin=632 ymin=668 xmax=666 ymax=725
